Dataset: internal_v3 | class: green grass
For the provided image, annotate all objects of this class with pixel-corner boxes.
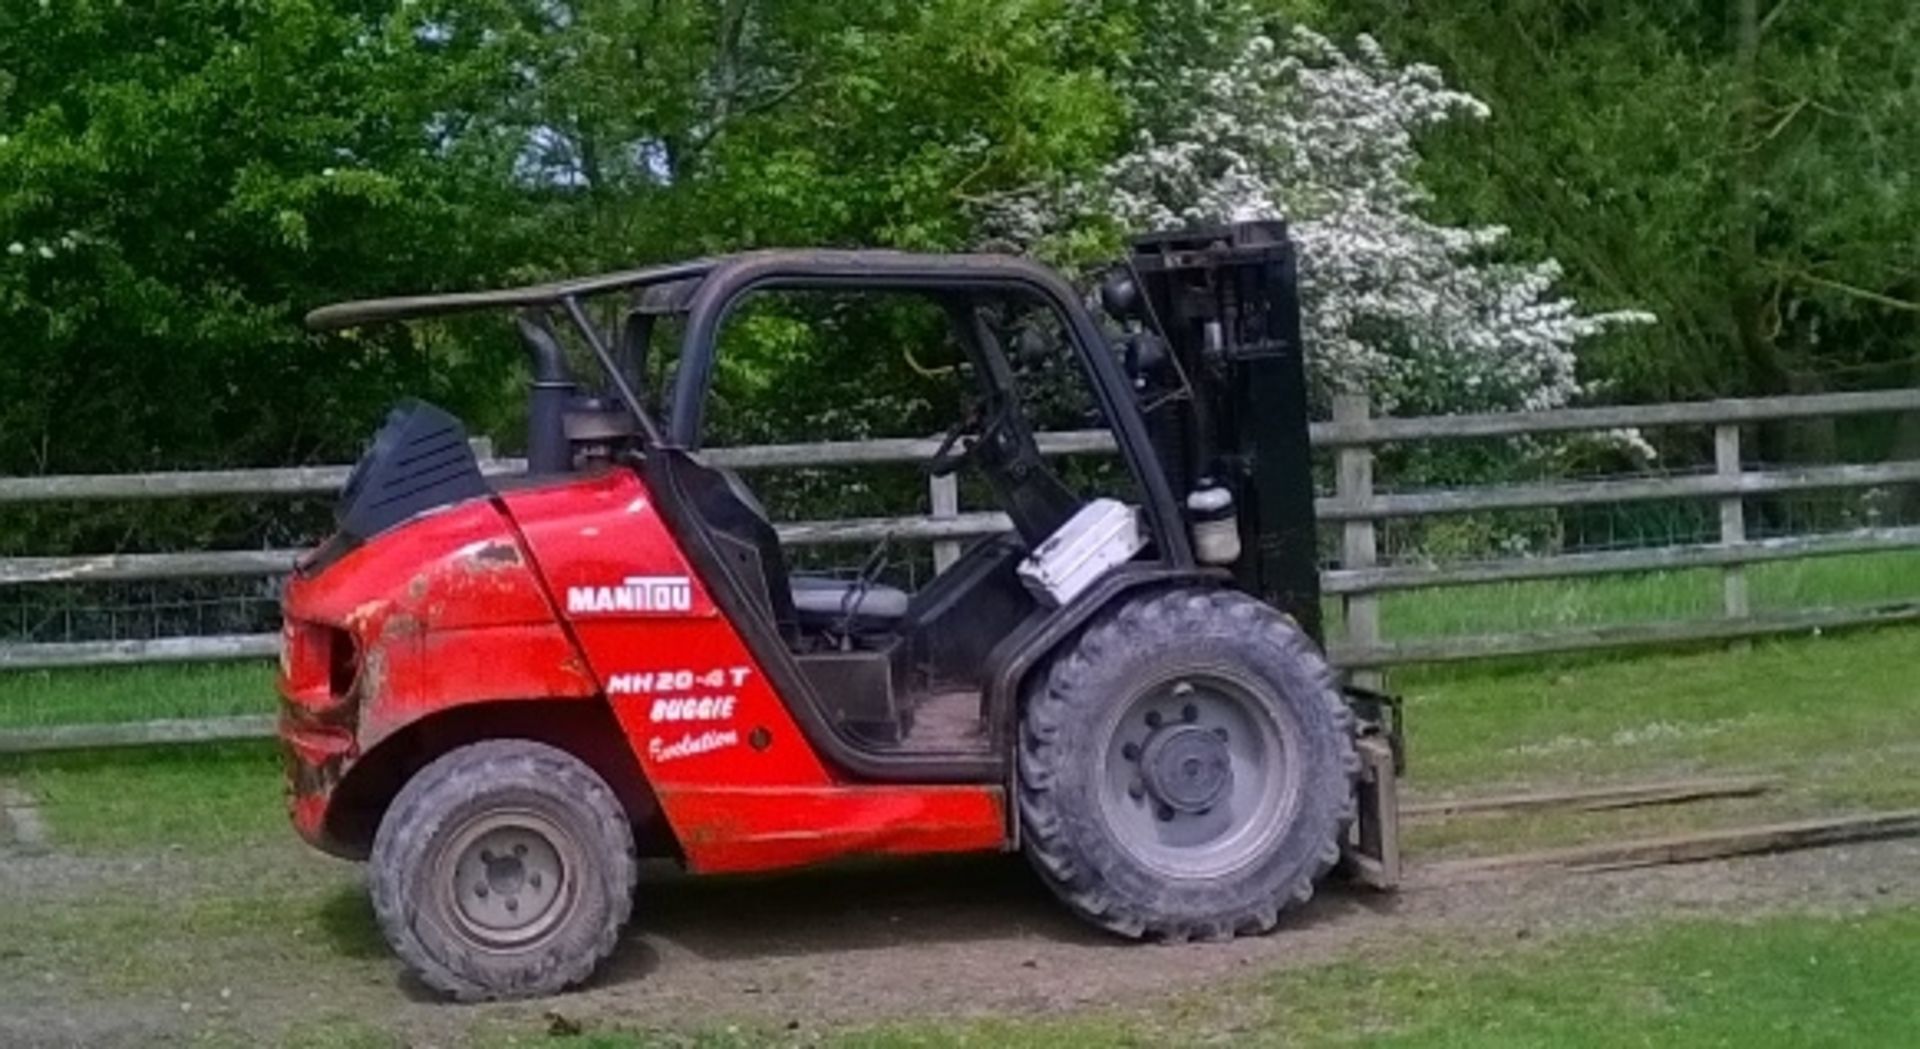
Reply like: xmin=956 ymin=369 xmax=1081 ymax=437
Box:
xmin=0 ymin=660 xmax=272 ymax=729
xmin=0 ymin=879 xmax=380 ymax=998
xmin=1160 ymin=905 xmax=1920 ymax=1046
xmin=3 ymin=621 xmax=1919 ymax=1045
xmin=1360 ymin=548 xmax=1920 ymax=641
xmin=1396 ymin=626 xmax=1920 ymax=794
xmin=1388 ymin=623 xmax=1920 ymax=857
xmin=0 ymin=741 xmax=283 ymax=852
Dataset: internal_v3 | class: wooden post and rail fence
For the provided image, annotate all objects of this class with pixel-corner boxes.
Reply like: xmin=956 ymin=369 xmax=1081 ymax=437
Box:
xmin=3 ymin=388 xmax=1919 ymax=753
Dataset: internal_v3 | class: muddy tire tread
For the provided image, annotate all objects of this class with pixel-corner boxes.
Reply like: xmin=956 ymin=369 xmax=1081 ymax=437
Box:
xmin=369 ymin=739 xmax=636 ymax=1002
xmin=1017 ymin=587 xmax=1356 ymax=942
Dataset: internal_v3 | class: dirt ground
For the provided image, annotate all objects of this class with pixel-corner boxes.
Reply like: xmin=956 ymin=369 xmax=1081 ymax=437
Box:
xmin=5 ymin=820 xmax=1920 ymax=1048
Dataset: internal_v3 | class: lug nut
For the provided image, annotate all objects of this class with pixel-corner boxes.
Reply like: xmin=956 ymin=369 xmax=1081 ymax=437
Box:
xmin=505 ymin=897 xmax=519 ymax=913
xmin=474 ymin=884 xmax=489 ymax=898
xmin=1213 ymin=727 xmax=1229 ymax=742
xmin=513 ymin=843 xmax=527 ymax=857
xmin=1122 ymin=741 xmax=1141 ymax=761
xmin=529 ymin=873 xmax=543 ymax=890
xmin=1145 ymin=710 xmax=1162 ymax=728
xmin=1156 ymin=804 xmax=1174 ymax=822
xmin=1182 ymin=703 xmax=1198 ymax=723
xmin=480 ymin=849 xmax=494 ymax=863
xmin=1128 ymin=780 xmax=1145 ymax=801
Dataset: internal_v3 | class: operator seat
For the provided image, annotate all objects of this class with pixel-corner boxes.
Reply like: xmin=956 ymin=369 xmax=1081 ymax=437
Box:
xmin=790 ymin=575 xmax=910 ymax=634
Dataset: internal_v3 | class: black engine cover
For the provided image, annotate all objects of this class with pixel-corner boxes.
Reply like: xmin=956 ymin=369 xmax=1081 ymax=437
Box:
xmin=302 ymin=400 xmax=490 ymax=574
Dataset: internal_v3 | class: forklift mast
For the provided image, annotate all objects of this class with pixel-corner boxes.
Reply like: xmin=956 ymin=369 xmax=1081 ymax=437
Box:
xmin=1126 ymin=221 xmax=1324 ymax=642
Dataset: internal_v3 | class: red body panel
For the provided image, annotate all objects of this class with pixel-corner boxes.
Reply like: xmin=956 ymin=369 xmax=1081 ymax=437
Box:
xmin=279 ymin=496 xmax=599 ymax=846
xmin=498 ymin=470 xmax=1006 ymax=871
xmin=279 ymin=468 xmax=1007 ymax=871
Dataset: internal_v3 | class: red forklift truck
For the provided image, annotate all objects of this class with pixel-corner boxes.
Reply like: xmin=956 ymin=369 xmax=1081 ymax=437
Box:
xmin=280 ymin=222 xmax=1400 ymax=1000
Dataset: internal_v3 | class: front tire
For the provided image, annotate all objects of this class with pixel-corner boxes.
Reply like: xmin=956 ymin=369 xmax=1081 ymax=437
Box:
xmin=369 ymin=739 xmax=637 ymax=1001
xmin=1018 ymin=588 xmax=1356 ymax=941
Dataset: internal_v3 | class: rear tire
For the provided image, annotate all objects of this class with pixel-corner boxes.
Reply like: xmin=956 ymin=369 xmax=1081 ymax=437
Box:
xmin=369 ymin=739 xmax=637 ymax=1001
xmin=1018 ymin=588 xmax=1356 ymax=941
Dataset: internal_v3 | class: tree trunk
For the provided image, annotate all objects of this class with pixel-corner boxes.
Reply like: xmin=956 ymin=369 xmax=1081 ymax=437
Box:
xmin=1728 ymin=0 xmax=1795 ymax=535
xmin=1894 ymin=333 xmax=1920 ymax=522
xmin=1729 ymin=0 xmax=1782 ymax=400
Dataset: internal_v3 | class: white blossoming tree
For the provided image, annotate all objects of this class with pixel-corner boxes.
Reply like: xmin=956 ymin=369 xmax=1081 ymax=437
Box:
xmin=986 ymin=12 xmax=1653 ymax=419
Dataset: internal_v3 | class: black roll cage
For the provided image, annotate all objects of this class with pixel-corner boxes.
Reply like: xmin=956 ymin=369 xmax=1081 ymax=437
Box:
xmin=306 ymin=249 xmax=1194 ymax=567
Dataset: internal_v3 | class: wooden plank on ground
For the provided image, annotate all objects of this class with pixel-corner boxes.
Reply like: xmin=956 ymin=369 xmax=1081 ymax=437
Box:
xmin=1424 ymin=809 xmax=1920 ymax=881
xmin=1404 ymin=775 xmax=1783 ymax=820
xmin=0 ymin=715 xmax=275 ymax=754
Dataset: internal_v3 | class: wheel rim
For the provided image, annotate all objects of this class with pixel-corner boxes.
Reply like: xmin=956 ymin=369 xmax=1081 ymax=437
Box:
xmin=1098 ymin=668 xmax=1302 ymax=879
xmin=438 ymin=808 xmax=580 ymax=950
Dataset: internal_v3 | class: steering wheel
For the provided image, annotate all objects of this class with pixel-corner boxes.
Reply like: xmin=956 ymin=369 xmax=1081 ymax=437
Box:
xmin=926 ymin=403 xmax=980 ymax=477
xmin=925 ymin=400 xmax=1007 ymax=477
xmin=830 ymin=533 xmax=897 ymax=643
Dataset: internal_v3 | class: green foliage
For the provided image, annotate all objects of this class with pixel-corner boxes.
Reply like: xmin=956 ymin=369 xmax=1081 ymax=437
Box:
xmin=3 ymin=0 xmax=1915 ymax=564
xmin=0 ymin=0 xmax=1152 ymax=564
xmin=0 ymin=1 xmax=1135 ymax=479
xmin=1326 ymin=1 xmax=1920 ymax=403
xmin=0 ymin=0 xmax=547 ymax=474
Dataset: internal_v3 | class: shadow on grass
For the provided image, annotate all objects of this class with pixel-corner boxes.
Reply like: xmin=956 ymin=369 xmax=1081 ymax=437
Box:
xmin=315 ymin=877 xmax=669 ymax=1002
xmin=626 ymin=851 xmax=1399 ymax=964
xmin=632 ymin=852 xmax=1101 ymax=963
xmin=295 ymin=852 xmax=1397 ymax=1005
xmin=315 ymin=882 xmax=388 ymax=960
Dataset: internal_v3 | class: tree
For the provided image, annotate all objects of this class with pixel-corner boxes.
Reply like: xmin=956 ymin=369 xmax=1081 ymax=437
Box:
xmin=1328 ymin=0 xmax=1920 ymax=409
xmin=984 ymin=1 xmax=1653 ymax=418
xmin=496 ymin=0 xmax=1134 ymax=447
xmin=0 ymin=0 xmax=548 ymax=480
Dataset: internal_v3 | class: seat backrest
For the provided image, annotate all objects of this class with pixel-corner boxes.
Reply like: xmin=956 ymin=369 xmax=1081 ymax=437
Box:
xmin=650 ymin=451 xmax=799 ymax=636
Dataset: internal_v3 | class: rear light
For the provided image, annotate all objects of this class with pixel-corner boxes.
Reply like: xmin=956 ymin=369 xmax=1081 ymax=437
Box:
xmin=327 ymin=628 xmax=360 ymax=698
xmin=280 ymin=621 xmax=358 ymax=711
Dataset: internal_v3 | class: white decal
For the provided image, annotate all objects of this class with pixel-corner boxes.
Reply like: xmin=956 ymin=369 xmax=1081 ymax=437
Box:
xmin=606 ymin=666 xmax=752 ymax=697
xmin=649 ymin=729 xmax=739 ymax=763
xmin=608 ymin=670 xmax=690 ymax=695
xmin=567 ymin=575 xmax=692 ymax=615
xmin=649 ymin=695 xmax=738 ymax=724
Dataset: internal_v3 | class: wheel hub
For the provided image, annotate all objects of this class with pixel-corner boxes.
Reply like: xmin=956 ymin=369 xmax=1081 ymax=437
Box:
xmin=448 ymin=821 xmax=570 ymax=948
xmin=1139 ymin=724 xmax=1233 ymax=814
xmin=1102 ymin=671 xmax=1301 ymax=879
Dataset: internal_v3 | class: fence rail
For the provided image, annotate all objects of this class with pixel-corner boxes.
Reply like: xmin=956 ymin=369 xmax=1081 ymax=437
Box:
xmin=4 ymin=387 xmax=1920 ymax=751
xmin=1321 ymin=388 xmax=1920 ymax=682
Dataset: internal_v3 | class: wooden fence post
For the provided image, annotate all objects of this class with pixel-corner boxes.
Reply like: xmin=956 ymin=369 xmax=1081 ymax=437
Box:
xmin=1334 ymin=392 xmax=1383 ymax=688
xmin=1715 ymin=423 xmax=1749 ymax=620
xmin=929 ymin=472 xmax=960 ymax=575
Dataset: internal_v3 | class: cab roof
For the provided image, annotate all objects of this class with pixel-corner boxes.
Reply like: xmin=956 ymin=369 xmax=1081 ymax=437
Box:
xmin=302 ymin=248 xmax=1065 ymax=333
